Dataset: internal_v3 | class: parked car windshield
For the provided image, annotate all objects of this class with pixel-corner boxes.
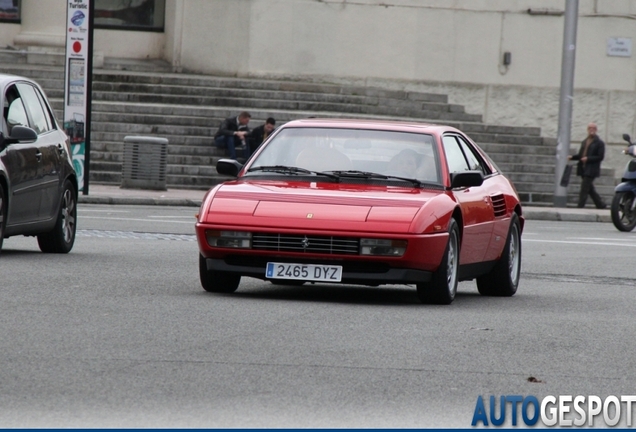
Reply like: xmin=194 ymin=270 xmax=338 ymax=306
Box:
xmin=246 ymin=127 xmax=440 ymax=183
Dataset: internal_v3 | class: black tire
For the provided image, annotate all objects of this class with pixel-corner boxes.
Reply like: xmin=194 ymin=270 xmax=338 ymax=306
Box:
xmin=37 ymin=180 xmax=77 ymax=254
xmin=416 ymin=218 xmax=460 ymax=305
xmin=199 ymin=254 xmax=240 ymax=293
xmin=611 ymin=192 xmax=636 ymax=232
xmin=0 ymin=186 xmax=6 ymax=255
xmin=476 ymin=213 xmax=521 ymax=296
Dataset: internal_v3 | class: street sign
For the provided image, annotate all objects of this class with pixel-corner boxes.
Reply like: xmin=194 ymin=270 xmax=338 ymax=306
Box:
xmin=64 ymin=0 xmax=94 ymax=194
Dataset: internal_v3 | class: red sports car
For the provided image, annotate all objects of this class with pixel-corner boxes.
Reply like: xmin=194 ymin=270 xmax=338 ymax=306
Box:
xmin=196 ymin=119 xmax=523 ymax=304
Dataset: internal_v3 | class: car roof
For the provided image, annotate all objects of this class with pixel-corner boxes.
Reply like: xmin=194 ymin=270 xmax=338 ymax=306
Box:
xmin=0 ymin=73 xmax=33 ymax=86
xmin=281 ymin=118 xmax=461 ymax=135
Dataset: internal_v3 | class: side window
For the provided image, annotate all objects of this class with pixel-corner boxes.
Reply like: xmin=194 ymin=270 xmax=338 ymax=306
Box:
xmin=456 ymin=135 xmax=487 ymax=175
xmin=34 ymin=87 xmax=55 ymax=131
xmin=442 ymin=135 xmax=470 ymax=174
xmin=16 ymin=83 xmax=50 ymax=135
xmin=5 ymin=86 xmax=29 ymax=133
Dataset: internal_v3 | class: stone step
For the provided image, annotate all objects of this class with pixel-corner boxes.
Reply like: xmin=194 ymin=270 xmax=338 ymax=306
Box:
xmin=92 ymin=81 xmax=461 ymax=112
xmin=0 ymin=61 xmax=569 ymax=205
xmin=478 ymin=142 xmax=555 ymax=155
xmin=87 ymin=92 xmax=484 ymax=122
xmin=0 ymin=63 xmax=65 ymax=80
xmin=94 ymin=70 xmax=450 ymax=103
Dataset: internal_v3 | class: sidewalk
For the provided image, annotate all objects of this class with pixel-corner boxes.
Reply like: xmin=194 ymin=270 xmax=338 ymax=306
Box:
xmin=78 ymin=184 xmax=612 ymax=223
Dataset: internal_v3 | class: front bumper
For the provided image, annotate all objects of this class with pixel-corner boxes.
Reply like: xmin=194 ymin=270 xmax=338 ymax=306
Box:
xmin=203 ymin=255 xmax=432 ymax=285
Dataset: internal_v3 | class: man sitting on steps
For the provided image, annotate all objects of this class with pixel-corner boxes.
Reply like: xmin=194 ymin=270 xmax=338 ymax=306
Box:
xmin=214 ymin=111 xmax=251 ymax=160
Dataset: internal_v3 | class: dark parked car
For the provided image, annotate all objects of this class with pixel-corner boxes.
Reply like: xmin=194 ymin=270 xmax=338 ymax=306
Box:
xmin=0 ymin=74 xmax=78 ymax=255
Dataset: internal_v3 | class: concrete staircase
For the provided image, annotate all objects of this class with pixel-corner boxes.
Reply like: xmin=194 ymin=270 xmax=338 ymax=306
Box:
xmin=0 ymin=58 xmax=615 ymax=207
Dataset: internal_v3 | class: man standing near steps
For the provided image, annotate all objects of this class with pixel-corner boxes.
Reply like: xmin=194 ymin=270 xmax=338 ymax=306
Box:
xmin=569 ymin=122 xmax=607 ymax=209
xmin=214 ymin=111 xmax=251 ymax=160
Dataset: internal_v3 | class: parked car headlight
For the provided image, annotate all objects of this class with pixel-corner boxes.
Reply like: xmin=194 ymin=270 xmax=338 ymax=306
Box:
xmin=360 ymin=238 xmax=407 ymax=256
xmin=206 ymin=230 xmax=252 ymax=248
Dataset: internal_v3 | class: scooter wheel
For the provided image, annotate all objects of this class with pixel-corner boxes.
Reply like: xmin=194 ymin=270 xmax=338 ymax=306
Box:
xmin=611 ymin=191 xmax=636 ymax=232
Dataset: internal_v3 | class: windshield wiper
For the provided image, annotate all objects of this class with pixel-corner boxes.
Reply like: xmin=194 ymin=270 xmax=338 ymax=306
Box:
xmin=247 ymin=165 xmax=340 ymax=181
xmin=331 ymin=170 xmax=422 ymax=186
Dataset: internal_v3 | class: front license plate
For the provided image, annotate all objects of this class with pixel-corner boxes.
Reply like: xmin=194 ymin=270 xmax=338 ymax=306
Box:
xmin=266 ymin=262 xmax=343 ymax=282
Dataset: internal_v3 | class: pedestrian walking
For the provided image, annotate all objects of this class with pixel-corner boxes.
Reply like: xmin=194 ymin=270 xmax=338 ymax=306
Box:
xmin=569 ymin=122 xmax=607 ymax=209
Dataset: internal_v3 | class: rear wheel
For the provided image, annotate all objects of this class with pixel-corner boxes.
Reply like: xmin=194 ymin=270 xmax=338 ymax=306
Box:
xmin=199 ymin=254 xmax=240 ymax=293
xmin=611 ymin=191 xmax=636 ymax=232
xmin=416 ymin=218 xmax=460 ymax=305
xmin=0 ymin=186 xmax=6 ymax=255
xmin=476 ymin=213 xmax=521 ymax=296
xmin=37 ymin=180 xmax=77 ymax=253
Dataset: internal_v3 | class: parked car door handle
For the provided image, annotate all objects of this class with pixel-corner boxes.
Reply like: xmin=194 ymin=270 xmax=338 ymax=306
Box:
xmin=57 ymin=143 xmax=65 ymax=155
xmin=35 ymin=151 xmax=42 ymax=162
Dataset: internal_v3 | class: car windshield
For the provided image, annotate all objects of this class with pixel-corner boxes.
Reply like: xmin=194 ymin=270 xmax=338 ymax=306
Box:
xmin=245 ymin=127 xmax=440 ymax=184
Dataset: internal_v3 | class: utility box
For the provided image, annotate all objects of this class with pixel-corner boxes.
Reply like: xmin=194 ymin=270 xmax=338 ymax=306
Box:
xmin=121 ymin=136 xmax=168 ymax=190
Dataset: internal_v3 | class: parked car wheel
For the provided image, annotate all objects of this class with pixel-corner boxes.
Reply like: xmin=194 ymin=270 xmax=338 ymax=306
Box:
xmin=416 ymin=218 xmax=460 ymax=305
xmin=0 ymin=186 xmax=6 ymax=254
xmin=37 ymin=180 xmax=77 ymax=254
xmin=199 ymin=254 xmax=241 ymax=293
xmin=476 ymin=213 xmax=521 ymax=296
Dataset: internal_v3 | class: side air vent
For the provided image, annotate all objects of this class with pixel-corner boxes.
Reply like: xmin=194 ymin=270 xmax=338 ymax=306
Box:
xmin=491 ymin=194 xmax=507 ymax=217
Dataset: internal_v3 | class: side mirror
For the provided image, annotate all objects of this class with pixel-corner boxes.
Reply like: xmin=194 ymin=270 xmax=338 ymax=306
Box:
xmin=450 ymin=170 xmax=484 ymax=188
xmin=4 ymin=126 xmax=38 ymax=145
xmin=623 ymin=134 xmax=631 ymax=144
xmin=216 ymin=158 xmax=243 ymax=177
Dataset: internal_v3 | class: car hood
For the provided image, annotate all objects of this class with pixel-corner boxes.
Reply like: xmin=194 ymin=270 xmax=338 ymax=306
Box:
xmin=202 ymin=180 xmax=445 ymax=233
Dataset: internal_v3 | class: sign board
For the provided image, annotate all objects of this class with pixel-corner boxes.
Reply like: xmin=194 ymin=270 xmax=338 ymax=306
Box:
xmin=64 ymin=0 xmax=93 ymax=193
xmin=607 ymin=37 xmax=632 ymax=57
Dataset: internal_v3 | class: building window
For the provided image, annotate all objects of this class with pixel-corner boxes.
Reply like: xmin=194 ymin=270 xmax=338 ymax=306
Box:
xmin=0 ymin=0 xmax=20 ymax=23
xmin=94 ymin=0 xmax=164 ymax=32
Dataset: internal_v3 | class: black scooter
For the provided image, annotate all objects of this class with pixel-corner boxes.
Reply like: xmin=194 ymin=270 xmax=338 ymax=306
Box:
xmin=611 ymin=134 xmax=636 ymax=231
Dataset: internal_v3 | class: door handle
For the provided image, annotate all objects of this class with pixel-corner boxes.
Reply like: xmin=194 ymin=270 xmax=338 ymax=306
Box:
xmin=57 ymin=143 xmax=65 ymax=155
xmin=35 ymin=151 xmax=42 ymax=162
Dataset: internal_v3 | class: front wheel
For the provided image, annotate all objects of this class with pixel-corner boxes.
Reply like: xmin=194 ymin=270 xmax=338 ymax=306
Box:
xmin=37 ymin=180 xmax=77 ymax=253
xmin=199 ymin=254 xmax=241 ymax=293
xmin=416 ymin=218 xmax=460 ymax=305
xmin=476 ymin=213 xmax=521 ymax=296
xmin=611 ymin=191 xmax=636 ymax=232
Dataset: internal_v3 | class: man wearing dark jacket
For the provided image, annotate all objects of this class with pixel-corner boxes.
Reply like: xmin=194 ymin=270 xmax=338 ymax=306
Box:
xmin=569 ymin=122 xmax=607 ymax=209
xmin=248 ymin=117 xmax=276 ymax=156
xmin=214 ymin=111 xmax=251 ymax=160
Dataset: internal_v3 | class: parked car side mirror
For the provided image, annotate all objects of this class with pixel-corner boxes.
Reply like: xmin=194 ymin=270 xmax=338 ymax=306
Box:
xmin=450 ymin=170 xmax=484 ymax=188
xmin=3 ymin=126 xmax=38 ymax=145
xmin=216 ymin=158 xmax=243 ymax=177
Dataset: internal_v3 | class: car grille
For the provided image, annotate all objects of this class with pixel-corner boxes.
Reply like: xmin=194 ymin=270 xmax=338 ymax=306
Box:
xmin=252 ymin=233 xmax=360 ymax=255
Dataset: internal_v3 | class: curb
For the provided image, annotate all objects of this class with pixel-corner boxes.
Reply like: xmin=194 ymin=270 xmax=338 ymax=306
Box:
xmin=522 ymin=209 xmax=611 ymax=223
xmin=79 ymin=196 xmax=202 ymax=207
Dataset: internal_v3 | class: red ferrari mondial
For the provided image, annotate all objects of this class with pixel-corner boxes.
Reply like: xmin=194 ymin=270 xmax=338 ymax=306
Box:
xmin=196 ymin=119 xmax=523 ymax=304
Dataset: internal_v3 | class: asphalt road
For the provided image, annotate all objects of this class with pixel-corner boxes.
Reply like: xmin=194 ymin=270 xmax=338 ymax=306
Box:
xmin=1 ymin=205 xmax=635 ymax=428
